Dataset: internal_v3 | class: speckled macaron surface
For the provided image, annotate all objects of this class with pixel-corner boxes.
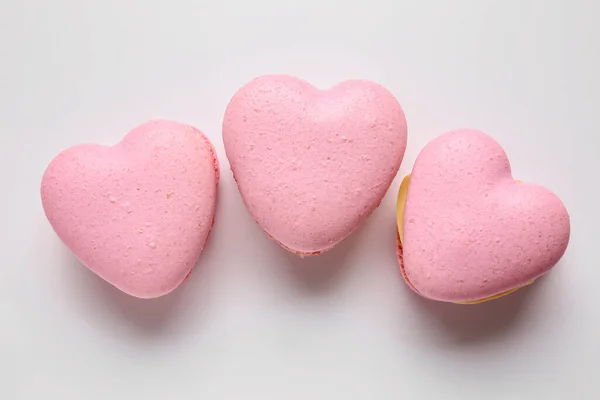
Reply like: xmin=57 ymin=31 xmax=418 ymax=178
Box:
xmin=223 ymin=75 xmax=407 ymax=255
xmin=41 ymin=120 xmax=219 ymax=298
xmin=401 ymin=129 xmax=570 ymax=302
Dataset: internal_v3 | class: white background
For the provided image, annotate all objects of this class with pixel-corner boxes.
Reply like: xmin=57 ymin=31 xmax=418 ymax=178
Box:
xmin=1 ymin=0 xmax=599 ymax=398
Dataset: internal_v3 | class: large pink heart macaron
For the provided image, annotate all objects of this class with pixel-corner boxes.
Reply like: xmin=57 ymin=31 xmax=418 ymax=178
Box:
xmin=223 ymin=75 xmax=408 ymax=256
xmin=396 ymin=129 xmax=570 ymax=303
xmin=41 ymin=120 xmax=219 ymax=298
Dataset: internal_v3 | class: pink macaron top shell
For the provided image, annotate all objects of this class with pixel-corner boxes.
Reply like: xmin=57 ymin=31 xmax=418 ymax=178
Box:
xmin=41 ymin=120 xmax=219 ymax=298
xmin=403 ymin=129 xmax=570 ymax=302
xmin=223 ymin=75 xmax=407 ymax=255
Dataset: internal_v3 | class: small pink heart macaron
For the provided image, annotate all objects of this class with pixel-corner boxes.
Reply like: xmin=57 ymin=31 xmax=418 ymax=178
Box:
xmin=396 ymin=129 xmax=570 ymax=303
xmin=223 ymin=75 xmax=408 ymax=256
xmin=41 ymin=120 xmax=219 ymax=298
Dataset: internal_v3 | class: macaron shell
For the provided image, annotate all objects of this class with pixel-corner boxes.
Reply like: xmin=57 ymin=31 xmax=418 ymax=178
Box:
xmin=402 ymin=129 xmax=570 ymax=303
xmin=41 ymin=120 xmax=219 ymax=298
xmin=223 ymin=75 xmax=407 ymax=254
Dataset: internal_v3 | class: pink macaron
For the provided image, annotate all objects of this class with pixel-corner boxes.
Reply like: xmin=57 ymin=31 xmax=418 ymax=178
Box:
xmin=41 ymin=120 xmax=219 ymax=298
xmin=396 ymin=129 xmax=570 ymax=303
xmin=223 ymin=75 xmax=408 ymax=256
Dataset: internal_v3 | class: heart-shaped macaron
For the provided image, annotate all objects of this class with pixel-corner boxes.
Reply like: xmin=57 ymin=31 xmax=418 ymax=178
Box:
xmin=396 ymin=129 xmax=570 ymax=303
xmin=223 ymin=75 xmax=407 ymax=255
xmin=41 ymin=120 xmax=219 ymax=298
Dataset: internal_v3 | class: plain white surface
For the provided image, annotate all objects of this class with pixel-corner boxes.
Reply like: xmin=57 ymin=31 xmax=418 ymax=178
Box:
xmin=1 ymin=0 xmax=599 ymax=398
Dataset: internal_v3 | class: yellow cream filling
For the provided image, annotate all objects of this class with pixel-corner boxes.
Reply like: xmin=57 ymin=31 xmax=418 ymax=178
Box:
xmin=396 ymin=174 xmax=532 ymax=304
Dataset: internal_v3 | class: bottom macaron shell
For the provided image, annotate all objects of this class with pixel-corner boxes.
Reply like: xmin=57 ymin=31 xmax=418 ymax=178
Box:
xmin=265 ymin=231 xmax=324 ymax=257
xmin=41 ymin=120 xmax=219 ymax=299
xmin=396 ymin=234 xmax=418 ymax=295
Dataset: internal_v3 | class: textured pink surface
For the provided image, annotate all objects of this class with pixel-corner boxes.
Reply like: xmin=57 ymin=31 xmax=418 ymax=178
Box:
xmin=41 ymin=120 xmax=219 ymax=299
xmin=403 ymin=129 xmax=570 ymax=302
xmin=223 ymin=75 xmax=407 ymax=255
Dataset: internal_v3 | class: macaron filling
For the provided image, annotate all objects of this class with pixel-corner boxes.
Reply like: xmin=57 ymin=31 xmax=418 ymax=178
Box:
xmin=396 ymin=174 xmax=532 ymax=304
